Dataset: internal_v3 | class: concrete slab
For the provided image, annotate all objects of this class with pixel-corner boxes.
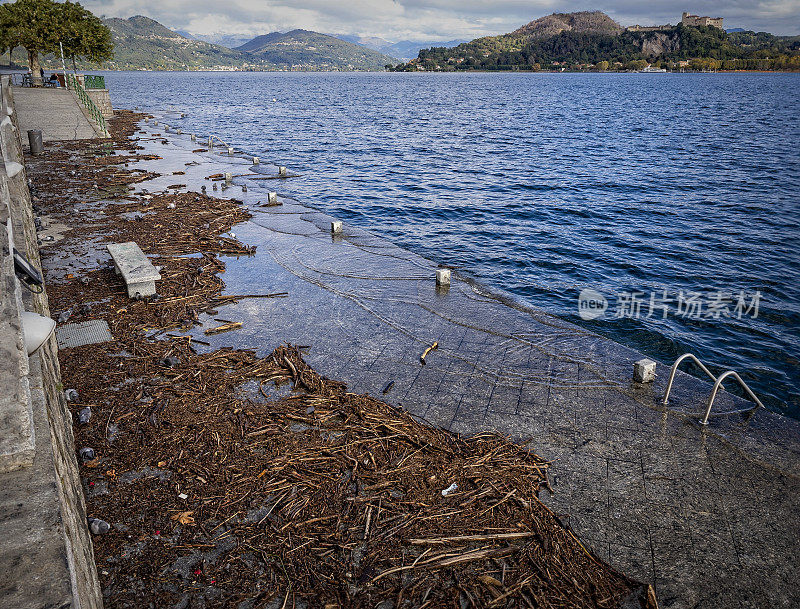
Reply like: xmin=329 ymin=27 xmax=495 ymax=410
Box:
xmin=56 ymin=320 xmax=112 ymax=349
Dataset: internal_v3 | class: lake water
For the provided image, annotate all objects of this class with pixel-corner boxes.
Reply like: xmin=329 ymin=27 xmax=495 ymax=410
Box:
xmin=102 ymin=71 xmax=800 ymax=419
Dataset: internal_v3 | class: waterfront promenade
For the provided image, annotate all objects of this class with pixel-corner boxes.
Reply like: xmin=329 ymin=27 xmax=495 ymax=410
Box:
xmin=13 ymin=87 xmax=102 ymax=140
xmin=41 ymin=114 xmax=800 ymax=608
xmin=9 ymin=99 xmax=799 ymax=607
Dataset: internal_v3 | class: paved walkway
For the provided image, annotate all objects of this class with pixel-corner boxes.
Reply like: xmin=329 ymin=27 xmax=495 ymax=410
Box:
xmin=12 ymin=87 xmax=100 ymax=142
xmin=39 ymin=117 xmax=800 ymax=609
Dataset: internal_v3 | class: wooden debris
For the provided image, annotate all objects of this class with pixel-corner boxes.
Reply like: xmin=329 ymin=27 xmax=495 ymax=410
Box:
xmin=420 ymin=340 xmax=439 ymax=365
xmin=204 ymin=321 xmax=242 ymax=335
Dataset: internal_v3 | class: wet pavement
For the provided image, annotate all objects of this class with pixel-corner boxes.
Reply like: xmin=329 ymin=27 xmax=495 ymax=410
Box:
xmin=43 ymin=117 xmax=800 ymax=609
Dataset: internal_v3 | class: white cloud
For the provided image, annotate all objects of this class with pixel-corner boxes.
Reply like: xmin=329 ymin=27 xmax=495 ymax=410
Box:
xmin=80 ymin=0 xmax=800 ymax=40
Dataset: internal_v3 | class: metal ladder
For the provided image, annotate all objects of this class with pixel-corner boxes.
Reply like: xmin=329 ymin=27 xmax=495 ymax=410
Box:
xmin=662 ymin=353 xmax=764 ymax=425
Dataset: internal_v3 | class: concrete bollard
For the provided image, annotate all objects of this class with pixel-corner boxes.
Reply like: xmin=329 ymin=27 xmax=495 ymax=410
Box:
xmin=252 ymin=156 xmax=259 ymax=165
xmin=331 ymin=220 xmax=343 ymax=234
xmin=242 ymin=184 xmax=248 ymax=193
xmin=176 ymin=129 xmax=182 ymax=135
xmin=181 ymin=112 xmax=186 ymax=118
xmin=267 ymin=192 xmax=277 ymax=204
xmin=153 ymin=120 xmax=158 ymax=126
xmin=278 ymin=166 xmax=287 ymax=176
xmin=633 ymin=359 xmax=656 ymax=383
xmin=208 ymin=136 xmax=213 ymax=150
xmin=27 ymin=129 xmax=43 ymax=155
xmin=227 ymin=146 xmax=235 ymax=155
xmin=435 ymin=268 xmax=451 ymax=286
xmin=224 ymin=172 xmax=233 ymax=184
xmin=164 ymin=125 xmax=169 ymax=132
xmin=144 ymin=117 xmax=148 ymax=123
xmin=190 ymin=133 xmax=196 ymax=141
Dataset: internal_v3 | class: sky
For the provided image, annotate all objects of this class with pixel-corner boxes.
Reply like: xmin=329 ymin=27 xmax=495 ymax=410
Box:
xmin=79 ymin=1 xmax=800 ymax=40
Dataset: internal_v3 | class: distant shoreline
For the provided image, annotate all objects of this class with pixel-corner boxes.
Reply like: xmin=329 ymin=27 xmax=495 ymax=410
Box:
xmin=2 ymin=66 xmax=798 ymax=74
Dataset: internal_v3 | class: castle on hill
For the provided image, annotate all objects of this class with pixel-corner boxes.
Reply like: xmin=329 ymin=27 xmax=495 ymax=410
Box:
xmin=681 ymin=12 xmax=724 ymax=29
xmin=627 ymin=11 xmax=724 ymax=32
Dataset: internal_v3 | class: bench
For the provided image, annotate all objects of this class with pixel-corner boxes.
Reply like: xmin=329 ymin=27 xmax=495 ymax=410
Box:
xmin=106 ymin=242 xmax=161 ymax=298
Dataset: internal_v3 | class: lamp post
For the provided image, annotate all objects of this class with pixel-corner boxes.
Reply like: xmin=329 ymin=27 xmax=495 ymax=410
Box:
xmin=59 ymin=42 xmax=68 ymax=90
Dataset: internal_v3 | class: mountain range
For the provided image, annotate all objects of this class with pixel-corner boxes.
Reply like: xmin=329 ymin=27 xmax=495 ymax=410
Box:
xmin=9 ymin=11 xmax=798 ymax=72
xmin=18 ymin=15 xmax=399 ymax=71
xmin=233 ymin=29 xmax=396 ymax=70
xmin=101 ymin=16 xmax=254 ymax=70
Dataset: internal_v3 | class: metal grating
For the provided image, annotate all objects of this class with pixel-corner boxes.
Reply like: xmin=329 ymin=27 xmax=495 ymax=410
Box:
xmin=56 ymin=320 xmax=112 ymax=349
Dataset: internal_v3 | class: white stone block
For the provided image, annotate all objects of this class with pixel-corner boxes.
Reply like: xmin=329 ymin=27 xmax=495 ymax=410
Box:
xmin=331 ymin=220 xmax=342 ymax=234
xmin=267 ymin=191 xmax=277 ymax=204
xmin=633 ymin=358 xmax=656 ymax=383
xmin=436 ymin=268 xmax=451 ymax=286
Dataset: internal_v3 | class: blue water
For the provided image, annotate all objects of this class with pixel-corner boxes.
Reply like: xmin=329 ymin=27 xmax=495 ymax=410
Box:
xmin=102 ymin=71 xmax=800 ymax=418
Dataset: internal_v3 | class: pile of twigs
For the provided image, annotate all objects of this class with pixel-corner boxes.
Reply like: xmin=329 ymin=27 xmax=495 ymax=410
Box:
xmin=63 ymin=343 xmax=650 ymax=608
xmin=29 ymin=111 xmax=655 ymax=609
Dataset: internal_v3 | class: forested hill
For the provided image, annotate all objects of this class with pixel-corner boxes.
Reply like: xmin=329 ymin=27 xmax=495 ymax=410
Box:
xmin=234 ymin=30 xmax=396 ymax=70
xmin=393 ymin=11 xmax=800 ymax=71
xmin=101 ymin=16 xmax=256 ymax=70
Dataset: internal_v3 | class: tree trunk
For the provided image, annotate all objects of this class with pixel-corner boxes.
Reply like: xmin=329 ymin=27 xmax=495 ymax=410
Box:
xmin=28 ymin=49 xmax=43 ymax=87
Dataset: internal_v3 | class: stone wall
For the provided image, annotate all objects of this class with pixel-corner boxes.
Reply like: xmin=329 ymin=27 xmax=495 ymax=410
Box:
xmin=0 ymin=75 xmax=103 ymax=609
xmin=0 ymin=172 xmax=34 ymax=472
xmin=87 ymin=89 xmax=113 ymax=119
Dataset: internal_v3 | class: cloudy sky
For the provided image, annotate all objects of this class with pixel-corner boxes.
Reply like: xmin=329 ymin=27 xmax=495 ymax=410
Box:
xmin=80 ymin=1 xmax=800 ymax=40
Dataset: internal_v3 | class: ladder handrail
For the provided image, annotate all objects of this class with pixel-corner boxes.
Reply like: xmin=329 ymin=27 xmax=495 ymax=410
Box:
xmin=662 ymin=353 xmax=718 ymax=404
xmin=703 ymin=370 xmax=764 ymax=425
xmin=207 ymin=134 xmax=230 ymax=149
xmin=662 ymin=352 xmax=763 ymax=425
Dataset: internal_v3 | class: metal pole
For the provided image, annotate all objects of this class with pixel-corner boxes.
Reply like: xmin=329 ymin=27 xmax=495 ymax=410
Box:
xmin=59 ymin=42 xmax=68 ymax=90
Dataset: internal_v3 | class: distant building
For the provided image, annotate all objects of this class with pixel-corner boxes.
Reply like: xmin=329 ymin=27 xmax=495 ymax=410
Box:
xmin=681 ymin=12 xmax=723 ymax=29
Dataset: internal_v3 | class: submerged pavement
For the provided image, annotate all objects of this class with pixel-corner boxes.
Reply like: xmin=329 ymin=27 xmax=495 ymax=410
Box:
xmin=41 ymin=116 xmax=800 ymax=609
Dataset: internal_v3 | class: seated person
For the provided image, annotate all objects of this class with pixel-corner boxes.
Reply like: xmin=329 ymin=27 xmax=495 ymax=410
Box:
xmin=48 ymin=73 xmax=59 ymax=86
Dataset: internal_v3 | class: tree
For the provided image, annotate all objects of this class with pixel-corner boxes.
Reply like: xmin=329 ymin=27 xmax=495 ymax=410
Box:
xmin=0 ymin=0 xmax=62 ymax=84
xmin=0 ymin=0 xmax=112 ymax=85
xmin=60 ymin=1 xmax=113 ymax=70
